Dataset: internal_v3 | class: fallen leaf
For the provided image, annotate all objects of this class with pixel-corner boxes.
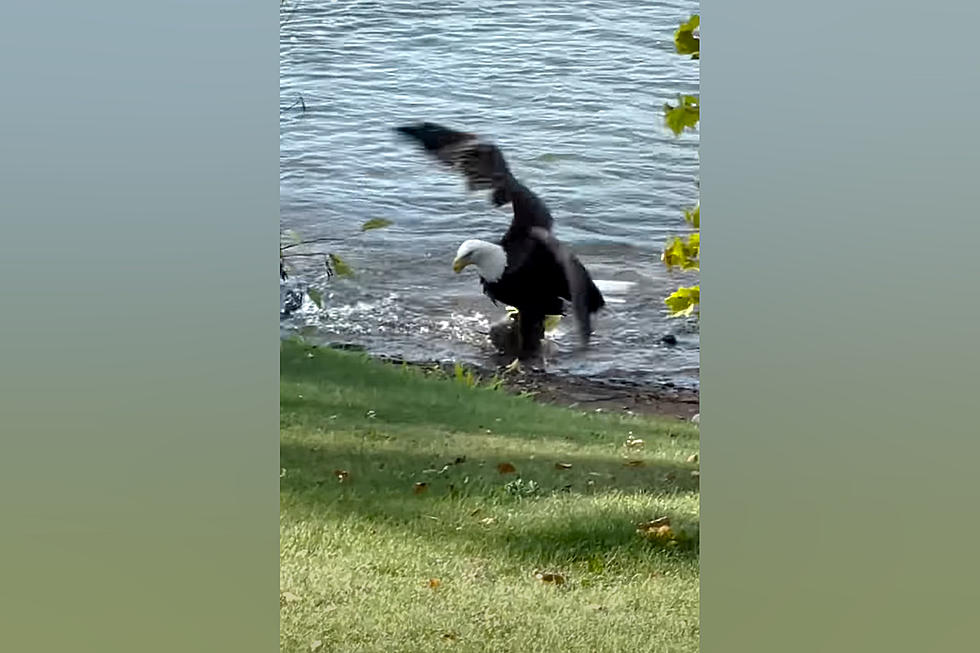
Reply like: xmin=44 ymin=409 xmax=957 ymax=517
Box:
xmin=687 ymin=453 xmax=699 ymax=463
xmin=428 ymin=578 xmax=441 ymax=589
xmin=413 ymin=482 xmax=429 ymax=494
xmin=307 ymin=288 xmax=323 ymax=309
xmin=639 ymin=524 xmax=674 ymax=540
xmin=310 ymin=640 xmax=323 ymax=652
xmin=479 ymin=517 xmax=496 ymax=525
xmin=624 ymin=460 xmax=645 ymax=467
xmin=333 ymin=469 xmax=350 ymax=482
xmin=639 ymin=516 xmax=671 ymax=529
xmin=497 ymin=462 xmax=517 ymax=474
xmin=636 ymin=517 xmax=681 ymax=542
xmin=535 ymin=572 xmax=566 ymax=585
xmin=361 ymin=218 xmax=393 ymax=231
xmin=626 ymin=437 xmax=645 ymax=448
xmin=555 ymin=462 xmax=573 ymax=470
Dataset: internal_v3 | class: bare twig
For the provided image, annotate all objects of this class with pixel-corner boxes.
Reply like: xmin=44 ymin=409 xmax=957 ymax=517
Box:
xmin=283 ymin=94 xmax=306 ymax=114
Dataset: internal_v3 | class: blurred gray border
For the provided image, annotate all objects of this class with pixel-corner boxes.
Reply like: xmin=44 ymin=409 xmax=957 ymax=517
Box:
xmin=0 ymin=2 xmax=278 ymax=651
xmin=703 ymin=1 xmax=980 ymax=650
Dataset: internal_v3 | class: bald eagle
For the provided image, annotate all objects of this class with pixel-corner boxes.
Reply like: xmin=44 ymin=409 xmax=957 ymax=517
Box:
xmin=394 ymin=121 xmax=605 ymax=358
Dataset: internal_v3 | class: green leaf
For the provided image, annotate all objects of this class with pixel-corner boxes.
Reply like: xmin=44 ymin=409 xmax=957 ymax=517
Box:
xmin=664 ymin=286 xmax=700 ymax=317
xmin=661 ymin=233 xmax=699 ymax=271
xmin=684 ymin=204 xmax=700 ymax=228
xmin=307 ymin=288 xmax=323 ymax=309
xmin=685 ymin=232 xmax=699 ymax=264
xmin=361 ymin=218 xmax=393 ymax=232
xmin=661 ymin=236 xmax=687 ymax=268
xmin=329 ymin=253 xmax=354 ymax=278
xmin=664 ymin=95 xmax=700 ymax=135
xmin=674 ymin=15 xmax=700 ymax=58
xmin=282 ymin=229 xmax=303 ymax=245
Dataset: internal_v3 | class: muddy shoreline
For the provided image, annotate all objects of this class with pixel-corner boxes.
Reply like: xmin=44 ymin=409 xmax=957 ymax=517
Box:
xmin=318 ymin=343 xmax=700 ymax=421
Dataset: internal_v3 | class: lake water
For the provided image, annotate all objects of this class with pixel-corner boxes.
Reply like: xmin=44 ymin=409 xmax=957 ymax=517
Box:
xmin=280 ymin=0 xmax=700 ymax=389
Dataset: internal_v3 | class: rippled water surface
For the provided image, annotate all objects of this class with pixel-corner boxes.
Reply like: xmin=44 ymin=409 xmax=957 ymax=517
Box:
xmin=280 ymin=0 xmax=700 ymax=387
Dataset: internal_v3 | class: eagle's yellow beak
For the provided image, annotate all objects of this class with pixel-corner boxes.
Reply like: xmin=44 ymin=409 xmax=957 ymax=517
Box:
xmin=452 ymin=256 xmax=471 ymax=274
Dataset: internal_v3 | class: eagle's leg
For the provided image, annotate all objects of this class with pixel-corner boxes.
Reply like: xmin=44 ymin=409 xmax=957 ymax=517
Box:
xmin=516 ymin=311 xmax=545 ymax=359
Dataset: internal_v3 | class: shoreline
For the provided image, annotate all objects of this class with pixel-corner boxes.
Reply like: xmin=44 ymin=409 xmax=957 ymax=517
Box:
xmin=314 ymin=342 xmax=700 ymax=421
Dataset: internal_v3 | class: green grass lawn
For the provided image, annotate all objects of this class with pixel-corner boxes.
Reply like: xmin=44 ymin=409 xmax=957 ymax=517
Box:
xmin=280 ymin=339 xmax=700 ymax=652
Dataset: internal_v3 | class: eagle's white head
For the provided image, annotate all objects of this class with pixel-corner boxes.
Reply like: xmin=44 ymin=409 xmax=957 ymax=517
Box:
xmin=452 ymin=239 xmax=507 ymax=282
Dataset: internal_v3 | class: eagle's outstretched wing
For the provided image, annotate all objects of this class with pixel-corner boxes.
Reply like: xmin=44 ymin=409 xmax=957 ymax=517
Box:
xmin=394 ymin=121 xmax=554 ymax=234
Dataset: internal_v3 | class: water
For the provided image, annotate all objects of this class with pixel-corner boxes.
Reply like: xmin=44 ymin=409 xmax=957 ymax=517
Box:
xmin=280 ymin=0 xmax=700 ymax=388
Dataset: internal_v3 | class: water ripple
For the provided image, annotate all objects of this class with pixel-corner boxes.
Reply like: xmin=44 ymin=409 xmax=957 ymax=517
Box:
xmin=281 ymin=0 xmax=700 ymax=387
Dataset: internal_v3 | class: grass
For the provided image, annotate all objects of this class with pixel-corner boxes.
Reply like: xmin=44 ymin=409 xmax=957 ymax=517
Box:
xmin=280 ymin=339 xmax=700 ymax=652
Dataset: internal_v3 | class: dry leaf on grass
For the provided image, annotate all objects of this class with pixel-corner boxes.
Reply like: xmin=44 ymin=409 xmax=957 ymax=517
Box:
xmin=427 ymin=578 xmax=441 ymax=589
xmin=638 ymin=524 xmax=674 ymax=541
xmin=554 ymin=462 xmax=573 ymax=470
xmin=535 ymin=572 xmax=566 ymax=585
xmin=687 ymin=453 xmax=699 ymax=463
xmin=638 ymin=516 xmax=671 ymax=530
xmin=637 ymin=516 xmax=675 ymax=542
xmin=625 ymin=435 xmax=645 ymax=448
xmin=497 ymin=462 xmax=517 ymax=474
xmin=636 ymin=516 xmax=697 ymax=547
xmin=413 ymin=482 xmax=429 ymax=494
xmin=310 ymin=640 xmax=323 ymax=652
xmin=479 ymin=517 xmax=496 ymax=526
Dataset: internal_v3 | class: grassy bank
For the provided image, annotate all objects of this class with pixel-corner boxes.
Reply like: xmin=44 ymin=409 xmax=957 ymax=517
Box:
xmin=280 ymin=339 xmax=700 ymax=652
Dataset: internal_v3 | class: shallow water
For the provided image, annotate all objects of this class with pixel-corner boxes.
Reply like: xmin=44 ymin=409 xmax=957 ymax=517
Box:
xmin=280 ymin=0 xmax=700 ymax=388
